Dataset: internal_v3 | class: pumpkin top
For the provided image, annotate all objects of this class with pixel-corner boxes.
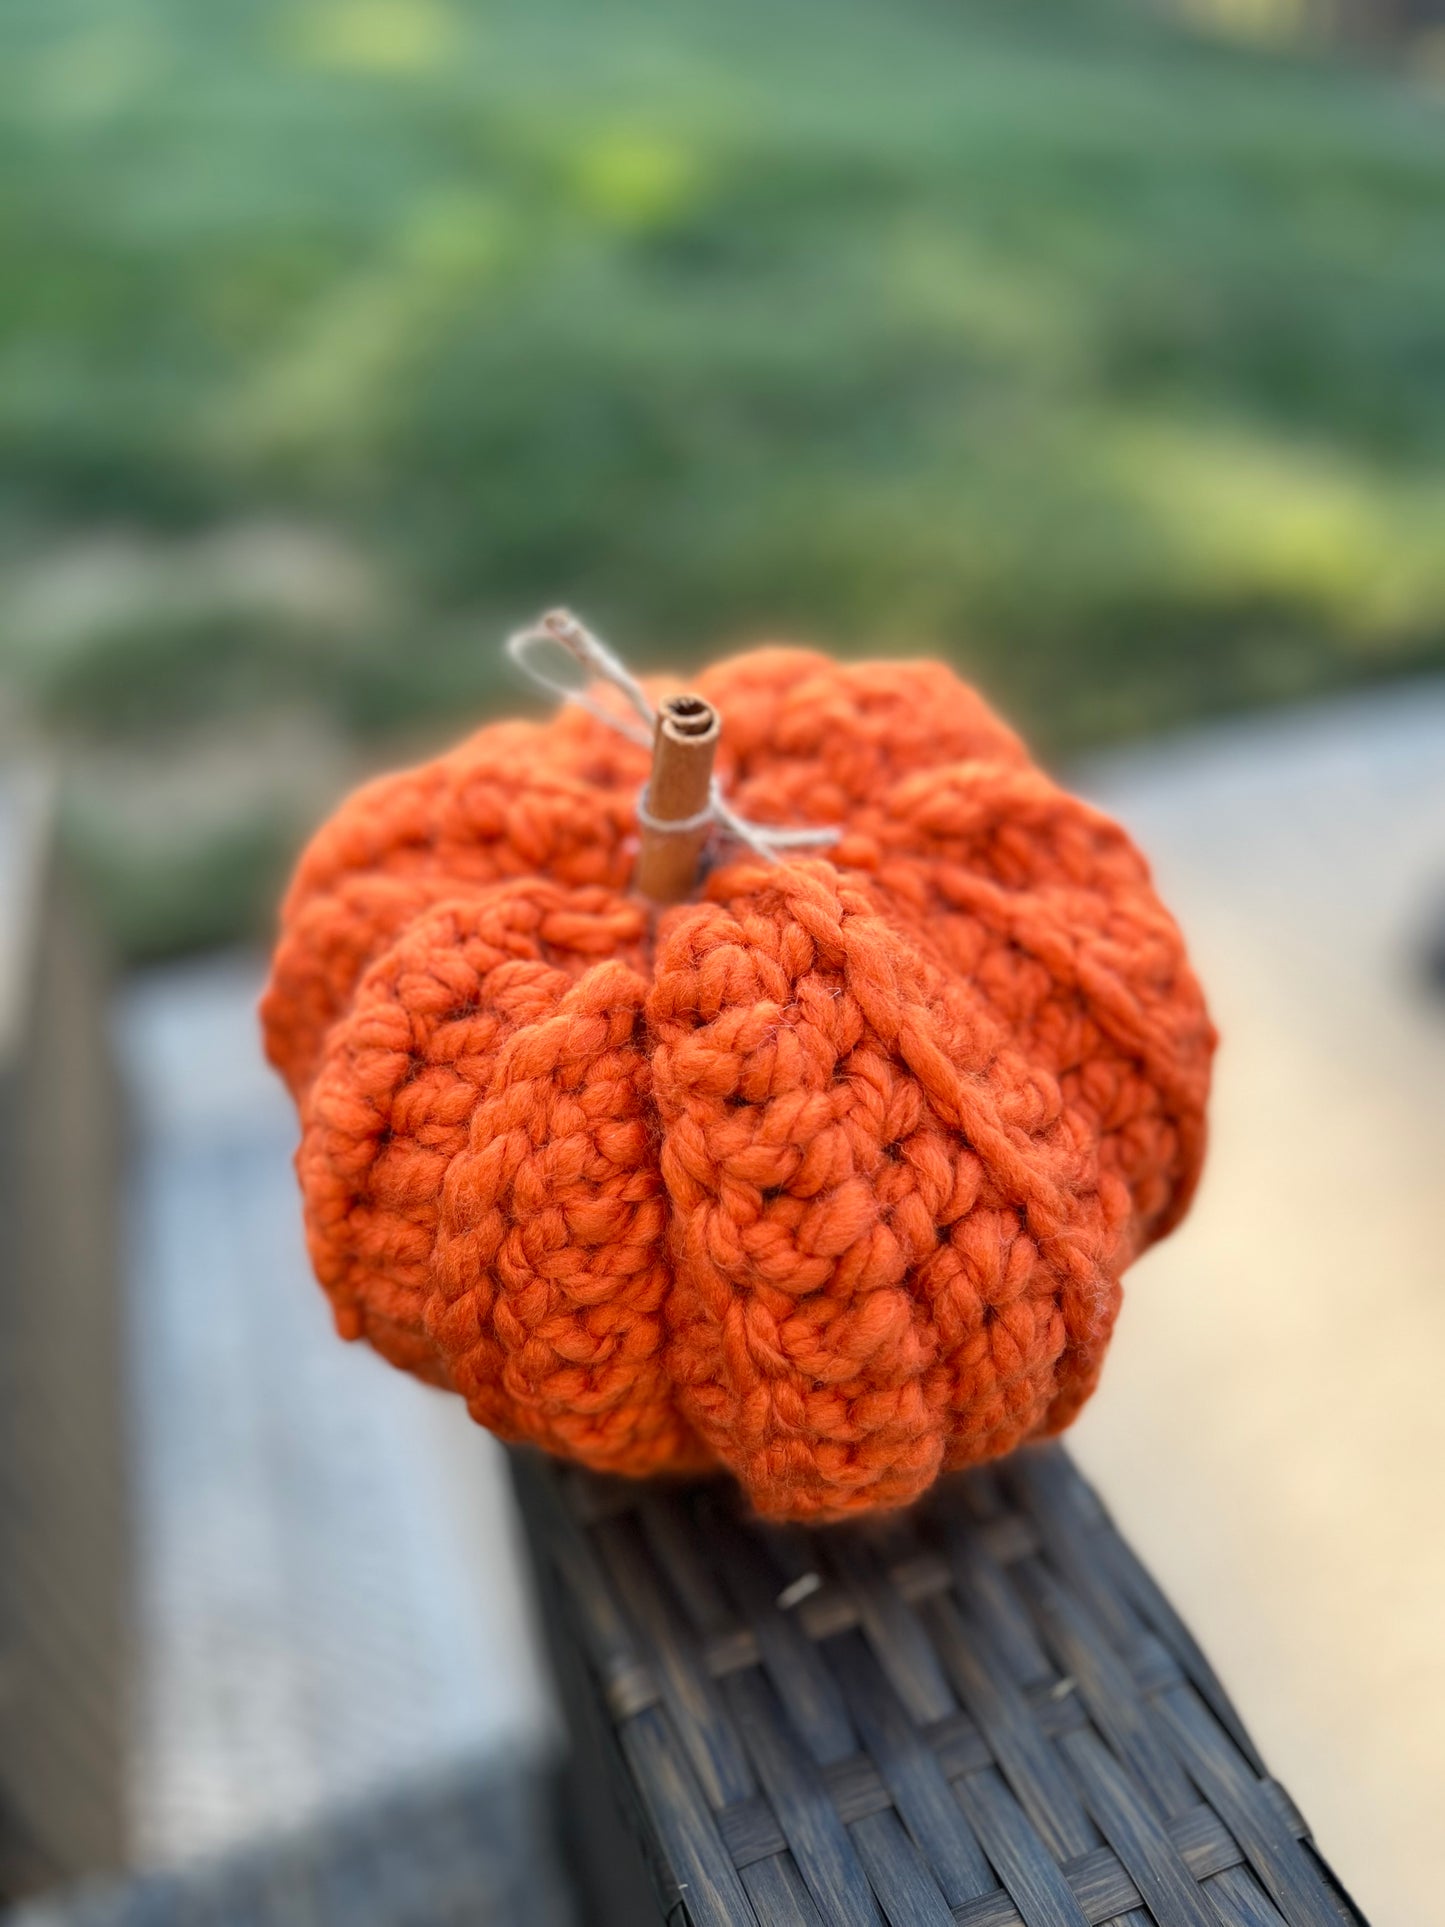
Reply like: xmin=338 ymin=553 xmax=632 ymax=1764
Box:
xmin=262 ymin=648 xmax=1213 ymax=1520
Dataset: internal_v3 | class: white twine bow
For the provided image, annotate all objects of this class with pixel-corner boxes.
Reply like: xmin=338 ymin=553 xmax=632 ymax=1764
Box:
xmin=506 ymin=609 xmax=839 ymax=864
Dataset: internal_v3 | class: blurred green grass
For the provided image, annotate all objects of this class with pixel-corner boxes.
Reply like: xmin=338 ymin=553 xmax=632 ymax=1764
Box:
xmin=2 ymin=0 xmax=1444 ymax=956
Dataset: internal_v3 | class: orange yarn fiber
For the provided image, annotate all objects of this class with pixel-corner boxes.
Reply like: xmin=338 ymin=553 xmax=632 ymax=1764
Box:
xmin=261 ymin=649 xmax=1214 ymax=1521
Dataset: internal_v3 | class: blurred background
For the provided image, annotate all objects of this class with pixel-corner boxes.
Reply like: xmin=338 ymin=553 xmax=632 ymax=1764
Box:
xmin=1 ymin=0 xmax=1444 ymax=1922
xmin=4 ymin=0 xmax=1445 ymax=963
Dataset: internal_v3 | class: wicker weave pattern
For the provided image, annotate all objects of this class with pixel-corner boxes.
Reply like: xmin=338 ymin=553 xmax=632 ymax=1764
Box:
xmin=518 ymin=1444 xmax=1364 ymax=1927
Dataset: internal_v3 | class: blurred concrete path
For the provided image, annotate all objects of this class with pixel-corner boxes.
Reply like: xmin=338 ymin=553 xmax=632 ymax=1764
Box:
xmin=7 ymin=1761 xmax=573 ymax=1927
xmin=112 ymin=679 xmax=1445 ymax=1922
xmin=1074 ymin=679 xmax=1445 ymax=1927
xmin=116 ymin=959 xmax=553 ymax=1868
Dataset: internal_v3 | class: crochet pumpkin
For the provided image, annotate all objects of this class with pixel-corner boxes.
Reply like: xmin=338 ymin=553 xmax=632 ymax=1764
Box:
xmin=262 ymin=647 xmax=1213 ymax=1521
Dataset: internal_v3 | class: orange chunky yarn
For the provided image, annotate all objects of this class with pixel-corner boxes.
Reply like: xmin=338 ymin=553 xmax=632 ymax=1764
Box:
xmin=262 ymin=649 xmax=1213 ymax=1521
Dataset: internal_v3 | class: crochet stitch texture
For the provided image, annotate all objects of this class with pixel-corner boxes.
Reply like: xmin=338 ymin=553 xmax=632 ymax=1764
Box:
xmin=262 ymin=650 xmax=1214 ymax=1520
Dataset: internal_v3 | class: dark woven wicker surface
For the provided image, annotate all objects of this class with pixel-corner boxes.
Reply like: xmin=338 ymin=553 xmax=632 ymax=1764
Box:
xmin=515 ymin=1443 xmax=1365 ymax=1927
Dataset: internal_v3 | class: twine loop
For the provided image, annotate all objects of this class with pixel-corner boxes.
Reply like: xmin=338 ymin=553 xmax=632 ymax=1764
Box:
xmin=507 ymin=609 xmax=839 ymax=863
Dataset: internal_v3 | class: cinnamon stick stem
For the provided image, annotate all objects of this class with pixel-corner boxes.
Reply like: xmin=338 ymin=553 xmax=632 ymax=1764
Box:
xmin=633 ymin=693 xmax=720 ymax=903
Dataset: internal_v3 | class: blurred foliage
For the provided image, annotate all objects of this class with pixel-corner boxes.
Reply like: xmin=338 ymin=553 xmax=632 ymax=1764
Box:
xmin=1 ymin=0 xmax=1444 ymax=955
xmin=66 ymin=800 xmax=301 ymax=964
